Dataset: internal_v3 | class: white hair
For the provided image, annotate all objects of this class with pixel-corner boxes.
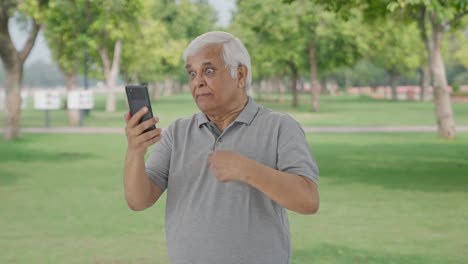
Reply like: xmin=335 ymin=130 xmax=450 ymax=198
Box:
xmin=183 ymin=31 xmax=252 ymax=90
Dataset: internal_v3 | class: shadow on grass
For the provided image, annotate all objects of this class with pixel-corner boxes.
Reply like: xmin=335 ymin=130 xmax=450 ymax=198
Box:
xmin=292 ymin=243 xmax=459 ymax=264
xmin=0 ymin=137 xmax=95 ymax=186
xmin=313 ymin=135 xmax=468 ymax=193
xmin=0 ymin=168 xmax=17 ymax=185
xmin=0 ymin=149 xmax=93 ymax=163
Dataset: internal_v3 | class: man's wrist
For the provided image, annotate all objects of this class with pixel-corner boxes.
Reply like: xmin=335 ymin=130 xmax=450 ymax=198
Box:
xmin=126 ymin=148 xmax=146 ymax=160
xmin=239 ymin=157 xmax=257 ymax=184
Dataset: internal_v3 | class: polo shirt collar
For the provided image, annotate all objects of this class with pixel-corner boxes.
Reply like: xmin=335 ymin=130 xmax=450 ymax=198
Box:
xmin=196 ymin=97 xmax=259 ymax=127
xmin=196 ymin=111 xmax=210 ymax=127
xmin=234 ymin=97 xmax=259 ymax=125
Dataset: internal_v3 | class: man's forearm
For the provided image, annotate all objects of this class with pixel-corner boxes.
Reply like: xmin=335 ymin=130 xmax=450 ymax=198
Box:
xmin=241 ymin=160 xmax=319 ymax=214
xmin=124 ymin=151 xmax=160 ymax=211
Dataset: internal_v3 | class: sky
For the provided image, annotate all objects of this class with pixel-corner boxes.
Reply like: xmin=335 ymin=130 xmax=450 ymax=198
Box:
xmin=9 ymin=0 xmax=236 ymax=66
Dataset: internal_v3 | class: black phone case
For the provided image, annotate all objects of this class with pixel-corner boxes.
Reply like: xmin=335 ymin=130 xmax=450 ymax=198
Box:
xmin=125 ymin=85 xmax=156 ymax=133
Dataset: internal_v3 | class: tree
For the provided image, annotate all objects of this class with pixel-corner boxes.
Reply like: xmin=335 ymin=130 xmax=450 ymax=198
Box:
xmin=316 ymin=0 xmax=467 ymax=138
xmin=119 ymin=9 xmax=174 ymax=85
xmin=232 ymin=0 xmax=308 ymax=107
xmin=384 ymin=0 xmax=468 ymax=139
xmin=0 ymin=0 xmax=49 ymax=140
xmin=120 ymin=0 xmax=217 ymax=99
xmin=154 ymin=0 xmax=217 ymax=95
xmin=233 ymin=0 xmax=367 ymax=109
xmin=367 ymin=19 xmax=422 ymax=100
xmin=84 ymin=0 xmax=142 ymax=112
xmin=300 ymin=5 xmax=367 ymax=110
xmin=44 ymin=0 xmax=87 ymax=125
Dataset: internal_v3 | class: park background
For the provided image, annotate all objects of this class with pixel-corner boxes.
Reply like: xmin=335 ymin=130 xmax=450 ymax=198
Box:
xmin=1 ymin=0 xmax=468 ymax=263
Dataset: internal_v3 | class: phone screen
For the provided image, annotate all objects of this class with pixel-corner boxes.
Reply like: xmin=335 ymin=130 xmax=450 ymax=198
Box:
xmin=125 ymin=85 xmax=156 ymax=133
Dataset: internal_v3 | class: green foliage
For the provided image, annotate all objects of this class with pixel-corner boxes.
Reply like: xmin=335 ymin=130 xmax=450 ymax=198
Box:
xmin=16 ymin=0 xmax=50 ymax=23
xmin=119 ymin=0 xmax=173 ymax=83
xmin=152 ymin=0 xmax=217 ymax=80
xmin=158 ymin=0 xmax=218 ymax=40
xmin=387 ymin=0 xmax=468 ymax=25
xmin=450 ymin=23 xmax=468 ymax=68
xmin=86 ymin=0 xmax=142 ymax=65
xmin=348 ymin=59 xmax=388 ymax=87
xmin=442 ymin=25 xmax=468 ymax=87
xmin=231 ymin=0 xmax=368 ymax=81
xmin=312 ymin=8 xmax=369 ymax=76
xmin=367 ymin=19 xmax=423 ymax=77
xmin=120 ymin=0 xmax=217 ymax=83
xmin=44 ymin=0 xmax=145 ymax=81
xmin=44 ymin=0 xmax=87 ymax=75
xmin=231 ymin=0 xmax=305 ymax=79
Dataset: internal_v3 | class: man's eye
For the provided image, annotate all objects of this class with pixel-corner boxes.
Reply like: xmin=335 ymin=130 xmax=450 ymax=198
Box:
xmin=205 ymin=68 xmax=215 ymax=75
xmin=189 ymin=71 xmax=197 ymax=79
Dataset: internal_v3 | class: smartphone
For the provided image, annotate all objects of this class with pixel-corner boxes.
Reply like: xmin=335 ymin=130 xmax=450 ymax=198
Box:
xmin=125 ymin=85 xmax=156 ymax=133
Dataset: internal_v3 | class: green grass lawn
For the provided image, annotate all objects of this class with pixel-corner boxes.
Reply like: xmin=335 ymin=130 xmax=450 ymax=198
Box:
xmin=2 ymin=92 xmax=468 ymax=128
xmin=1 ymin=133 xmax=467 ymax=263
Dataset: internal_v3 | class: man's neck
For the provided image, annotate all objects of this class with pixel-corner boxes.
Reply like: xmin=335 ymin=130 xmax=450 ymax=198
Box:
xmin=207 ymin=97 xmax=249 ymax=132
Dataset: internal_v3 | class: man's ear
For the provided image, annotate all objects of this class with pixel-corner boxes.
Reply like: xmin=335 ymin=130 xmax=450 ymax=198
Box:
xmin=237 ymin=65 xmax=248 ymax=89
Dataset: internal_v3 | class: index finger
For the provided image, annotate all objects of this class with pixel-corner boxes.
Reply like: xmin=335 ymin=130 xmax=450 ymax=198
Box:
xmin=124 ymin=111 xmax=131 ymax=122
xmin=127 ymin=107 xmax=148 ymax=127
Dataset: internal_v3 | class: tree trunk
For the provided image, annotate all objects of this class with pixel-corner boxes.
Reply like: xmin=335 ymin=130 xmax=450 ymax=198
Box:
xmin=260 ymin=79 xmax=267 ymax=100
xmin=430 ymin=27 xmax=456 ymax=139
xmin=64 ymin=72 xmax=80 ymax=126
xmin=389 ymin=71 xmax=400 ymax=101
xmin=417 ymin=8 xmax=455 ymax=138
xmin=4 ymin=65 xmax=23 ymax=140
xmin=0 ymin=14 xmax=41 ymax=140
xmin=272 ymin=77 xmax=281 ymax=102
xmin=164 ymin=78 xmax=175 ymax=96
xmin=175 ymin=82 xmax=182 ymax=94
xmin=419 ymin=64 xmax=431 ymax=101
xmin=278 ymin=77 xmax=286 ymax=103
xmin=250 ymin=82 xmax=258 ymax=99
xmin=287 ymin=62 xmax=298 ymax=107
xmin=309 ymin=41 xmax=320 ymax=112
xmin=106 ymin=83 xmax=116 ymax=112
xmin=152 ymin=82 xmax=161 ymax=101
xmin=266 ymin=79 xmax=273 ymax=101
xmin=417 ymin=7 xmax=433 ymax=101
xmin=130 ymin=72 xmax=140 ymax=84
xmin=99 ymin=39 xmax=122 ymax=113
xmin=344 ymin=69 xmax=351 ymax=92
xmin=320 ymin=78 xmax=327 ymax=95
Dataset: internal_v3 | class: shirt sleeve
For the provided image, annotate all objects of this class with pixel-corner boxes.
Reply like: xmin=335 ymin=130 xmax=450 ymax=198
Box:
xmin=145 ymin=124 xmax=173 ymax=191
xmin=276 ymin=114 xmax=319 ymax=185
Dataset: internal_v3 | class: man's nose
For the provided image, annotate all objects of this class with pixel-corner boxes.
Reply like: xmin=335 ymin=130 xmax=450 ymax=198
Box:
xmin=193 ymin=73 xmax=207 ymax=88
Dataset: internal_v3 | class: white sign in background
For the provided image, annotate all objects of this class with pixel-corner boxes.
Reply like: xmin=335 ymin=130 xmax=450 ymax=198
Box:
xmin=34 ymin=90 xmax=62 ymax=110
xmin=67 ymin=90 xmax=94 ymax=110
xmin=0 ymin=90 xmax=29 ymax=110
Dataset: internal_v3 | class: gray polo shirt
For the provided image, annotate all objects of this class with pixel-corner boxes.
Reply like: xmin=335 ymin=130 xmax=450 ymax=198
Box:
xmin=146 ymin=97 xmax=319 ymax=264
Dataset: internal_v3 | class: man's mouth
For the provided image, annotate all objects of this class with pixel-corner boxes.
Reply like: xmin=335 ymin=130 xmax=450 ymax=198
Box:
xmin=196 ymin=93 xmax=213 ymax=99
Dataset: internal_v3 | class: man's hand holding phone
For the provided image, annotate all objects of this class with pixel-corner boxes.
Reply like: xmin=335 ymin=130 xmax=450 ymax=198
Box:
xmin=124 ymin=107 xmax=162 ymax=156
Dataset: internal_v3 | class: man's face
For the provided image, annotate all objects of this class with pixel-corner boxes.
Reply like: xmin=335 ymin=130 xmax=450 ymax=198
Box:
xmin=185 ymin=44 xmax=243 ymax=115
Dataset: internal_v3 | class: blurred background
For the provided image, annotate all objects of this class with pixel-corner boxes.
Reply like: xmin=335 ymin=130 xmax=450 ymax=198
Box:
xmin=1 ymin=0 xmax=467 ymax=263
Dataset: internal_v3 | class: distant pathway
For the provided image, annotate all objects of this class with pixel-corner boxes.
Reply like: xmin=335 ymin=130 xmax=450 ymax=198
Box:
xmin=2 ymin=126 xmax=468 ymax=134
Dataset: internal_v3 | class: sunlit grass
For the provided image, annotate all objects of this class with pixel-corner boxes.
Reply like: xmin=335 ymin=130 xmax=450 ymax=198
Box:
xmin=1 ymin=133 xmax=467 ymax=263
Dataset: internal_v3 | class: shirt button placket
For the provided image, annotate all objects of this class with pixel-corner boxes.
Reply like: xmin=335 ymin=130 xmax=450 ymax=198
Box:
xmin=214 ymin=137 xmax=222 ymax=150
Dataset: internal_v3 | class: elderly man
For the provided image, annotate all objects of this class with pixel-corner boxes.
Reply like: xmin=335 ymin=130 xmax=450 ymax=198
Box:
xmin=124 ymin=31 xmax=319 ymax=264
